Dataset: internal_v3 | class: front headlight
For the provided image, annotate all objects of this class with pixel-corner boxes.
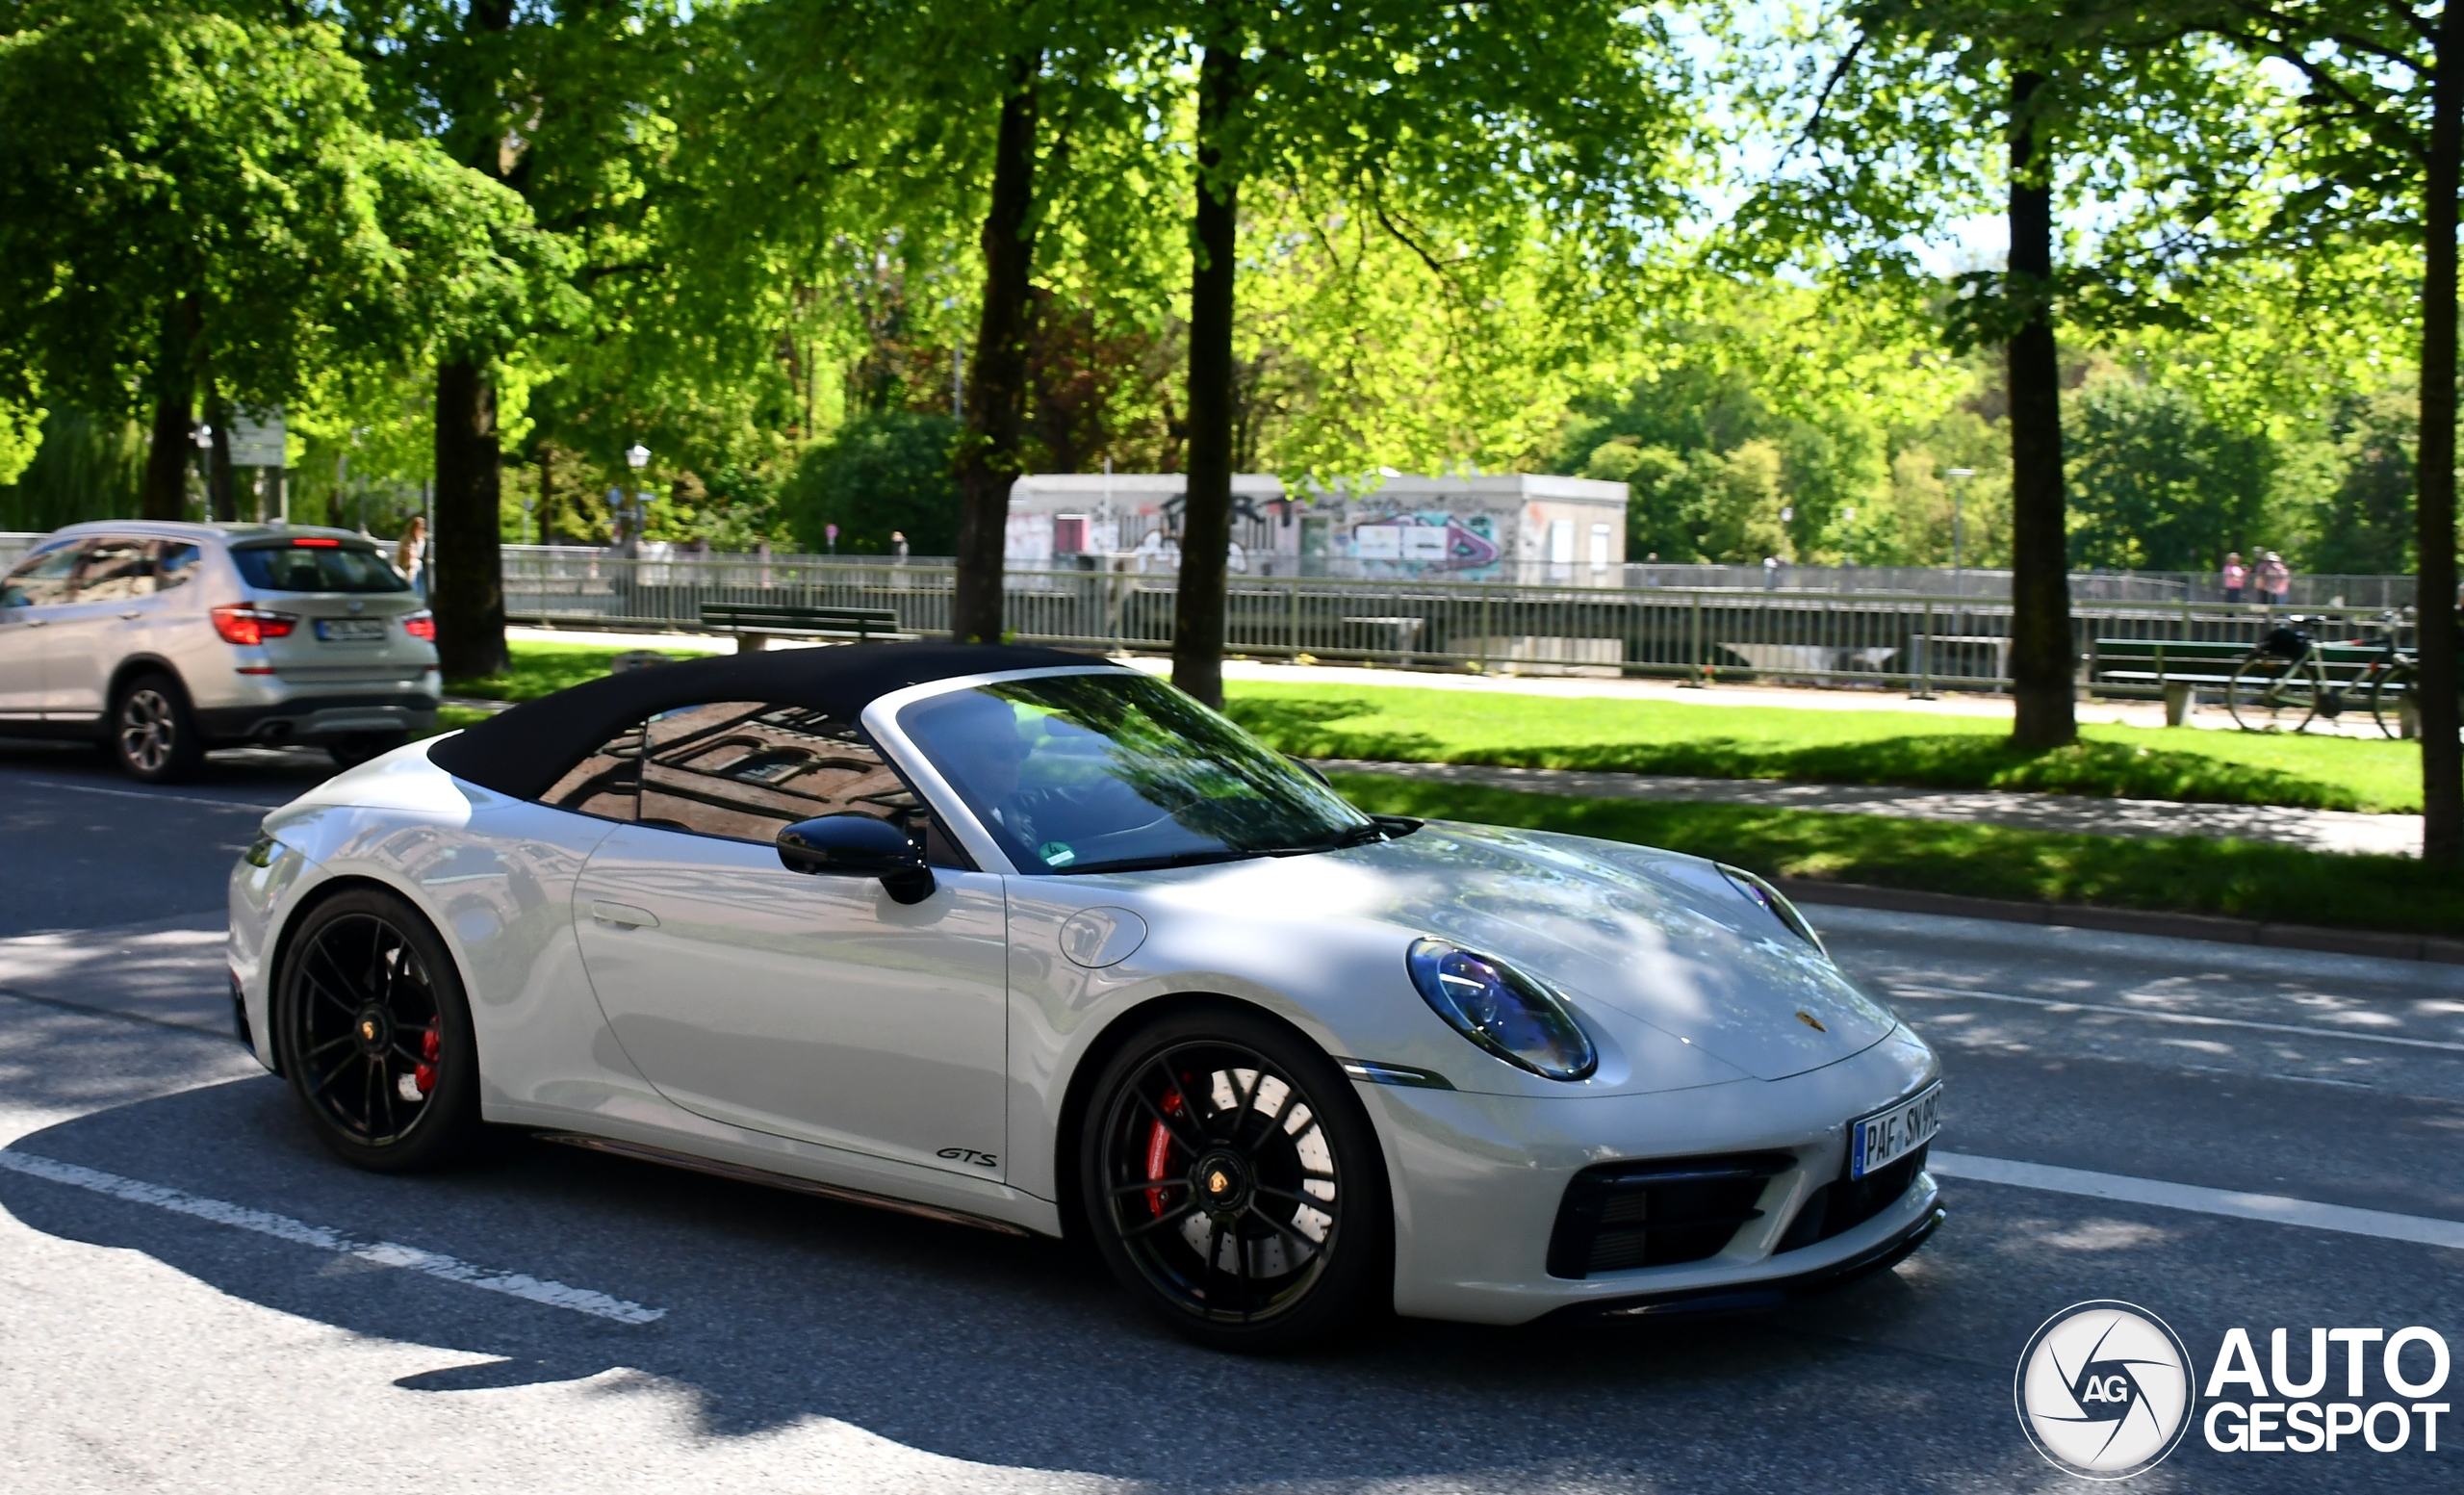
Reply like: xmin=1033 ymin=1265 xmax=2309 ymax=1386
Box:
xmin=1405 ymin=938 xmax=1597 ymax=1081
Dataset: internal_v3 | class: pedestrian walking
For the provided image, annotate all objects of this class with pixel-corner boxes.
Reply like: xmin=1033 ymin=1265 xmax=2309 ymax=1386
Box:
xmin=2221 ymin=551 xmax=2247 ymax=604
xmin=2258 ymin=551 xmax=2292 ymax=606
xmin=891 ymin=529 xmax=910 ymax=561
xmin=395 ymin=516 xmax=426 ymax=599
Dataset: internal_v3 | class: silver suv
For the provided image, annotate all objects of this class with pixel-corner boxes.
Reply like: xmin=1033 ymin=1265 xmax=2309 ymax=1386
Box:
xmin=0 ymin=522 xmax=440 ymax=781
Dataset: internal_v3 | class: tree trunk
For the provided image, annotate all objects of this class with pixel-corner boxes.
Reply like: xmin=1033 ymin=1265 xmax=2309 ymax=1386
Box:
xmin=139 ymin=298 xmax=198 ymax=522
xmin=1172 ymin=40 xmax=1245 ymax=709
xmin=953 ymin=51 xmax=1043 ymax=646
xmin=203 ymin=382 xmax=235 ymax=522
xmin=432 ymin=357 xmax=508 ymax=679
xmin=2420 ymin=14 xmax=2462 ymax=863
xmin=2005 ymin=70 xmax=2076 ymax=750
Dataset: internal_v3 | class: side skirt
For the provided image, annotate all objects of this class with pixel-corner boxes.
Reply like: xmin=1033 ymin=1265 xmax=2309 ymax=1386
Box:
xmin=532 ymin=1131 xmax=1033 ymax=1238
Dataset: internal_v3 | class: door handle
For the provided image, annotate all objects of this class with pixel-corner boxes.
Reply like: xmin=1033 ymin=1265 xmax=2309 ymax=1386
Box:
xmin=119 ymin=609 xmax=143 ymax=620
xmin=589 ymin=900 xmax=659 ymax=930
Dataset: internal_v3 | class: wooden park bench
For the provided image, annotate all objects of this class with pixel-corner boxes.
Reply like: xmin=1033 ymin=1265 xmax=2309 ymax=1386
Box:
xmin=700 ymin=602 xmax=916 ymax=653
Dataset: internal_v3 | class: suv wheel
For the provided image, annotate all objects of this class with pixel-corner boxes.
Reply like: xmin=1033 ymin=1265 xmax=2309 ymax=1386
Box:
xmin=111 ymin=672 xmax=205 ymax=783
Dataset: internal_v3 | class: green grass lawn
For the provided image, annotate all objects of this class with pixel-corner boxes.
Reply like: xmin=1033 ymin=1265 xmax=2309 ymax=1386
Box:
xmin=442 ymin=643 xmax=2423 ymax=814
xmin=1229 ymin=680 xmax=2425 ymax=813
xmin=1332 ymin=773 xmax=2460 ymax=936
xmin=445 ymin=639 xmax=719 ymax=703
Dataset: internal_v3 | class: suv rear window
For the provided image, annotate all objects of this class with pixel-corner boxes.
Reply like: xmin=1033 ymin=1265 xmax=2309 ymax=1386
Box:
xmin=232 ymin=541 xmax=409 ymax=594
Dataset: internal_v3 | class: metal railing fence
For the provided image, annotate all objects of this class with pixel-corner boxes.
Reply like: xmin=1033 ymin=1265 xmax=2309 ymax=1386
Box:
xmin=501 ymin=550 xmax=2427 ymax=696
xmin=0 ymin=531 xmax=2418 ymax=611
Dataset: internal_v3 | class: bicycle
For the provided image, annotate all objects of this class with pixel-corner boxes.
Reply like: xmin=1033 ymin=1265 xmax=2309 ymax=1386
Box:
xmin=2226 ymin=612 xmax=2456 ymax=737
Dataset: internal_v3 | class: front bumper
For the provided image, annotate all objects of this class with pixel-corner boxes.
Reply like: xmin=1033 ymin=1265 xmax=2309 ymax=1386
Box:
xmin=1367 ymin=1023 xmax=1941 ymax=1325
xmin=198 ymin=690 xmax=439 ymax=746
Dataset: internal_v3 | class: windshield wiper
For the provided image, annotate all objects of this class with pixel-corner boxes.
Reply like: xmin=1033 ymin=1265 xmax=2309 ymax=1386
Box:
xmin=1054 ymin=847 xmax=1260 ymax=875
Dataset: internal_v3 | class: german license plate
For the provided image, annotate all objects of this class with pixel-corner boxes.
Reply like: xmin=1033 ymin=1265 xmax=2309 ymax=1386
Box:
xmin=1850 ymin=1081 xmax=1942 ymax=1178
xmin=316 ymin=618 xmax=388 ymax=642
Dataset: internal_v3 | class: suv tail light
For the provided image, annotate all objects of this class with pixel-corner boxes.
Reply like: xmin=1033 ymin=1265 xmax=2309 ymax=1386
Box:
xmin=402 ymin=610 xmax=436 ymax=641
xmin=210 ymin=605 xmax=297 ymax=647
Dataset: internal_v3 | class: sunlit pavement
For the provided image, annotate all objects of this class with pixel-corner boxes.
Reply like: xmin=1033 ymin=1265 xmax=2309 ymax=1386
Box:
xmin=2 ymin=740 xmax=2456 ymax=1492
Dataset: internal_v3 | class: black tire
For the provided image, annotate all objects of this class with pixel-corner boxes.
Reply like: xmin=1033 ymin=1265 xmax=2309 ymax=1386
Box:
xmin=2224 ymin=653 xmax=2319 ymax=733
xmin=1079 ymin=1004 xmax=1391 ymax=1352
xmin=110 ymin=671 xmax=206 ymax=783
xmin=328 ymin=732 xmax=409 ymax=768
xmin=276 ymin=889 xmax=484 ymax=1172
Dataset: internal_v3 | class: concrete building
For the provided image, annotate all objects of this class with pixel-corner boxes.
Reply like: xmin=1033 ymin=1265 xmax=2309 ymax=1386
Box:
xmin=1004 ymin=471 xmax=1630 ymax=580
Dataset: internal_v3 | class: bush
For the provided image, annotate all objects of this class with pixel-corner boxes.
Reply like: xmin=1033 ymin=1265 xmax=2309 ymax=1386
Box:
xmin=783 ymin=411 xmax=960 ymax=555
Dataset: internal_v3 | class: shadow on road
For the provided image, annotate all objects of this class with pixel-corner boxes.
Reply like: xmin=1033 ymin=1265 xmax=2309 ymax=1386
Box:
xmin=0 ymin=1065 xmax=2036 ymax=1490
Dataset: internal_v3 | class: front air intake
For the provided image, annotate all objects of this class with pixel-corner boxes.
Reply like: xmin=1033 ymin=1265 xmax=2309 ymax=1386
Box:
xmin=1546 ymin=1151 xmax=1793 ymax=1278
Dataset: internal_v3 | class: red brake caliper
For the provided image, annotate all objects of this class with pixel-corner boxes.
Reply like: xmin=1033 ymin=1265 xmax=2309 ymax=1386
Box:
xmin=1144 ymin=1089 xmax=1185 ymax=1216
xmin=415 ymin=1028 xmax=440 ymax=1095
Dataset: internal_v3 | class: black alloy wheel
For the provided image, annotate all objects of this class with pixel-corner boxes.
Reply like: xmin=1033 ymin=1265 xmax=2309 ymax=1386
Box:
xmin=2224 ymin=653 xmax=2321 ymax=733
xmin=1081 ymin=1007 xmax=1390 ymax=1351
xmin=278 ymin=889 xmax=482 ymax=1172
xmin=111 ymin=671 xmax=204 ymax=783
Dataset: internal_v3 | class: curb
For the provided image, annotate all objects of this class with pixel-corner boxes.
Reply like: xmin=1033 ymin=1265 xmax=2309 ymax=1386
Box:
xmin=1776 ymin=878 xmax=2464 ymax=967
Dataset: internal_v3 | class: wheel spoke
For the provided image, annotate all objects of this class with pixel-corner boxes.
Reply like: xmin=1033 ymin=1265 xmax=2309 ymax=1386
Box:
xmin=1131 ymin=1068 xmax=1203 ymax=1154
xmin=1118 ymin=1201 xmax=1199 ymax=1240
xmin=1254 ymin=1182 xmax=1335 ymax=1221
xmin=377 ymin=1061 xmax=398 ymax=1136
xmin=1232 ymin=1216 xmax=1252 ymax=1324
xmin=301 ymin=1050 xmax=357 ymax=1098
xmin=1111 ymin=1176 xmax=1192 ymax=1198
xmin=302 ymin=1035 xmax=356 ymax=1063
xmin=303 ymin=941 xmax=364 ymax=1014
xmin=1205 ymin=1218 xmax=1226 ymax=1306
xmin=1228 ymin=1066 xmax=1264 ymax=1147
xmin=1247 ymin=1204 xmax=1323 ymax=1256
xmin=360 ymin=1058 xmax=380 ymax=1135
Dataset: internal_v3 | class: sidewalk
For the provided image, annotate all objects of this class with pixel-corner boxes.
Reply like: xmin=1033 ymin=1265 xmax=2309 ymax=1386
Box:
xmin=1319 ymin=759 xmax=2424 ymax=858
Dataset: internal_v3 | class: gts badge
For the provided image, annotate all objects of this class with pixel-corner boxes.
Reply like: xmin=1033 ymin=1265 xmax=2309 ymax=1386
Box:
xmin=937 ymin=1147 xmax=999 ymax=1169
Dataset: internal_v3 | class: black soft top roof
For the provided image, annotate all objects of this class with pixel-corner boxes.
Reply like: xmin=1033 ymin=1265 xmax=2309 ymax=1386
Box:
xmin=427 ymin=641 xmax=1115 ymax=800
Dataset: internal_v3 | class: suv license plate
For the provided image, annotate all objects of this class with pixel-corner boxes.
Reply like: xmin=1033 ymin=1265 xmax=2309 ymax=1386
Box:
xmin=1850 ymin=1081 xmax=1942 ymax=1178
xmin=316 ymin=618 xmax=389 ymax=642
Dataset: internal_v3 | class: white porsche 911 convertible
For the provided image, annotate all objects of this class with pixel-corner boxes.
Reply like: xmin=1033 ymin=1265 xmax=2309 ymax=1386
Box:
xmin=229 ymin=643 xmax=1943 ymax=1349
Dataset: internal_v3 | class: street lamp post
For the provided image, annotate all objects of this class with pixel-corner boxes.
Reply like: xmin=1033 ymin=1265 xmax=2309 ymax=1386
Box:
xmin=1944 ymin=468 xmax=1975 ymax=596
xmin=624 ymin=443 xmax=651 ymax=556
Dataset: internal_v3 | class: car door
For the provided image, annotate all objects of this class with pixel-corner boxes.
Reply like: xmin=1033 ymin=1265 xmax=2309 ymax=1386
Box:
xmin=40 ymin=535 xmax=157 ymax=718
xmin=567 ymin=700 xmax=1010 ymax=1179
xmin=0 ymin=539 xmax=83 ymax=719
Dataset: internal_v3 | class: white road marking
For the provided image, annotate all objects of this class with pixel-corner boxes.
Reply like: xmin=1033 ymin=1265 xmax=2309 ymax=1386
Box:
xmin=1931 ymin=1151 xmax=2464 ymax=1250
xmin=1888 ymin=983 xmax=2464 ymax=1054
xmin=13 ymin=778 xmax=277 ymax=814
xmin=0 ymin=1150 xmax=664 ymax=1324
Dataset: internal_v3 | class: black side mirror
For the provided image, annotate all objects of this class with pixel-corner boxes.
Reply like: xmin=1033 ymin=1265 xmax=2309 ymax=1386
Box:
xmin=777 ymin=813 xmax=936 ymax=904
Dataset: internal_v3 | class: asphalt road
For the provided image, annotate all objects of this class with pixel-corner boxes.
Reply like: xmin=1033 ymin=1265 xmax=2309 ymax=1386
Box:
xmin=3 ymin=737 xmax=2459 ymax=1492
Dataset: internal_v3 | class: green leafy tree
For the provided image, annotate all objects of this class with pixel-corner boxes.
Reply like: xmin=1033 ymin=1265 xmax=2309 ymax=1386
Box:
xmin=2144 ymin=0 xmax=2464 ymax=857
xmin=2066 ymin=376 xmax=2272 ymax=570
xmin=781 ymin=411 xmax=962 ymax=555
xmin=1159 ymin=1 xmax=1699 ymax=706
xmin=0 ymin=2 xmax=525 ymax=525
xmin=1735 ymin=1 xmax=2277 ymax=747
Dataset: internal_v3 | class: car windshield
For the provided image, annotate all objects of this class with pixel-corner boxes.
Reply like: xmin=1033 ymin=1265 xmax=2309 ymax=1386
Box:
xmin=231 ymin=542 xmax=408 ymax=594
xmin=897 ymin=671 xmax=1374 ymax=874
